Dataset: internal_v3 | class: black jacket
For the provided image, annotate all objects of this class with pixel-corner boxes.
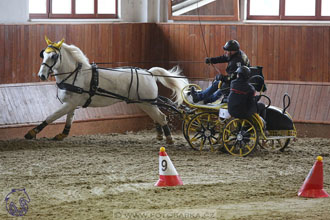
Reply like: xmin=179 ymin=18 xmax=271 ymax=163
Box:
xmin=209 ymin=50 xmax=250 ymax=78
xmin=228 ymin=77 xmax=257 ymax=119
xmin=209 ymin=50 xmax=250 ymax=96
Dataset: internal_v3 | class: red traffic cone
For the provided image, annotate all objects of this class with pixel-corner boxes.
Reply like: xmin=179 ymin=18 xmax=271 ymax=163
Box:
xmin=298 ymin=156 xmax=329 ymax=198
xmin=155 ymin=147 xmax=183 ymax=187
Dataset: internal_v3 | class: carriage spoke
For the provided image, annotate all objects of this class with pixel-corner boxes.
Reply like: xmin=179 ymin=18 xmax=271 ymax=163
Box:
xmin=199 ymin=137 xmax=206 ymax=151
xmin=224 ymin=128 xmax=231 ymax=135
xmin=224 ymin=136 xmax=236 ymax=143
xmin=208 ymin=137 xmax=215 ymax=152
xmin=245 ymin=127 xmax=253 ymax=133
xmin=277 ymin=140 xmax=283 ymax=148
xmin=229 ymin=146 xmax=235 ymax=152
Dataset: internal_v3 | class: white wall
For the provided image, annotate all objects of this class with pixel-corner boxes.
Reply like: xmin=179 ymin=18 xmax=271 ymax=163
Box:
xmin=0 ymin=0 xmax=29 ymax=23
xmin=0 ymin=0 xmax=168 ymax=24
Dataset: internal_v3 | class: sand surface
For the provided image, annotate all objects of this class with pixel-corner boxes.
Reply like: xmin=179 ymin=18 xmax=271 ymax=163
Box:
xmin=0 ymin=130 xmax=329 ymax=219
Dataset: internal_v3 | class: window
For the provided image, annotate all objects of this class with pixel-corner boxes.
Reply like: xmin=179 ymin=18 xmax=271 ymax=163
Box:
xmin=29 ymin=0 xmax=117 ymax=19
xmin=168 ymin=0 xmax=239 ymax=21
xmin=247 ymin=0 xmax=330 ymax=20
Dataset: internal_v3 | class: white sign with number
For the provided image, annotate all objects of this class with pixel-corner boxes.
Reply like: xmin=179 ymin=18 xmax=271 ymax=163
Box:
xmin=219 ymin=108 xmax=231 ymax=119
xmin=159 ymin=156 xmax=178 ymax=176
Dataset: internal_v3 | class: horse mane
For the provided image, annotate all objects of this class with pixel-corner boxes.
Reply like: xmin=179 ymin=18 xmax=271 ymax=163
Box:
xmin=61 ymin=43 xmax=91 ymax=68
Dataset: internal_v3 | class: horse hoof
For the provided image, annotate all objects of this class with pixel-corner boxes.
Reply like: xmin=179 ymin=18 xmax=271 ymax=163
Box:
xmin=166 ymin=136 xmax=174 ymax=145
xmin=24 ymin=130 xmax=36 ymax=139
xmin=53 ymin=133 xmax=67 ymax=141
xmin=156 ymin=134 xmax=163 ymax=141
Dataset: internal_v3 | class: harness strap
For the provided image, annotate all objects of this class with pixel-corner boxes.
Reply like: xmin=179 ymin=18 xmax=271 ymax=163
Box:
xmin=57 ymin=82 xmax=87 ymax=94
xmin=135 ymin=68 xmax=141 ymax=100
xmin=56 ymin=64 xmax=158 ymax=107
xmin=83 ymin=63 xmax=99 ymax=108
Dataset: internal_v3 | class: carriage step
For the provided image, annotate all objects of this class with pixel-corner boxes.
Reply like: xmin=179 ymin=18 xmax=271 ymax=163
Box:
xmin=265 ymin=136 xmax=296 ymax=140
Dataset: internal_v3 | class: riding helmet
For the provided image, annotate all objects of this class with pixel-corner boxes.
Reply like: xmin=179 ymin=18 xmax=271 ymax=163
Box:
xmin=223 ymin=40 xmax=240 ymax=51
xmin=236 ymin=66 xmax=251 ymax=80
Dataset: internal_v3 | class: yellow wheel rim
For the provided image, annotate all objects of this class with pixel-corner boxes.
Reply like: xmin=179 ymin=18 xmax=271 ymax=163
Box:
xmin=223 ymin=118 xmax=258 ymax=157
xmin=187 ymin=112 xmax=224 ymax=152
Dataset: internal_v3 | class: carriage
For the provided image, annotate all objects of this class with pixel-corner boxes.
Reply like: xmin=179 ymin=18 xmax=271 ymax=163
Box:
xmin=27 ymin=37 xmax=296 ymax=157
xmin=176 ymin=68 xmax=297 ymax=157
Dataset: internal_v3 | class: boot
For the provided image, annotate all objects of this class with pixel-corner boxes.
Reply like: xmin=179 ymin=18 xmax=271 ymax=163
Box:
xmin=190 ymin=86 xmax=200 ymax=103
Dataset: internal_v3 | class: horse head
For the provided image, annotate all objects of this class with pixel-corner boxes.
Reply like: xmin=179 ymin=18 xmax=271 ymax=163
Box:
xmin=38 ymin=36 xmax=64 ymax=81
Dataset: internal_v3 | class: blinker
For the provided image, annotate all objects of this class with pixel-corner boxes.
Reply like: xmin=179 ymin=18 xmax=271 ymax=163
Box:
xmin=40 ymin=49 xmax=45 ymax=59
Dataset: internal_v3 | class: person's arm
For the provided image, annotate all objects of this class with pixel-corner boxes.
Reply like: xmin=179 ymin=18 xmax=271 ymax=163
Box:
xmin=205 ymin=55 xmax=229 ymax=64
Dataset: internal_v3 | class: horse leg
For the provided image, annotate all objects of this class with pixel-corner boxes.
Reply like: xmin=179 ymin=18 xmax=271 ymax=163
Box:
xmin=155 ymin=123 xmax=163 ymax=140
xmin=24 ymin=121 xmax=48 ymax=139
xmin=53 ymin=110 xmax=75 ymax=141
xmin=136 ymin=104 xmax=174 ymax=145
xmin=24 ymin=103 xmax=76 ymax=140
xmin=162 ymin=124 xmax=174 ymax=145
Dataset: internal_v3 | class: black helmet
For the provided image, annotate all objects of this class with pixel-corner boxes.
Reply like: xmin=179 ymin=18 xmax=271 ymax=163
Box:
xmin=236 ymin=66 xmax=251 ymax=80
xmin=223 ymin=40 xmax=240 ymax=51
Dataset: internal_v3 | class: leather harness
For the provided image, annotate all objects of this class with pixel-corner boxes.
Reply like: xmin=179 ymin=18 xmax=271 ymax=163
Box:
xmin=56 ymin=64 xmax=157 ymax=108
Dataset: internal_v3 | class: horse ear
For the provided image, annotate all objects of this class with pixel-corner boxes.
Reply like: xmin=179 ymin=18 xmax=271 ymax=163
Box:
xmin=45 ymin=35 xmax=52 ymax=45
xmin=57 ymin=38 xmax=65 ymax=48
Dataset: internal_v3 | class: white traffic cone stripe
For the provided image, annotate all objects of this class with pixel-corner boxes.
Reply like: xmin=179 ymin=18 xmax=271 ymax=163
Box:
xmin=159 ymin=156 xmax=178 ymax=176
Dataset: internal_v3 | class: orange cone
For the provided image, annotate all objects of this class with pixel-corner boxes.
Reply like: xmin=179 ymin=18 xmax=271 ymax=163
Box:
xmin=155 ymin=147 xmax=183 ymax=187
xmin=298 ymin=156 xmax=329 ymax=198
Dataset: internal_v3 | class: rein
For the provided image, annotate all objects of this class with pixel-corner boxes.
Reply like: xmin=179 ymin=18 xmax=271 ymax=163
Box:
xmin=51 ymin=66 xmax=207 ymax=80
xmin=196 ymin=1 xmax=221 ymax=76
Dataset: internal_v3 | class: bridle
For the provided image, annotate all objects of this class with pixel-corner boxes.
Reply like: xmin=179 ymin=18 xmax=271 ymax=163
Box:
xmin=40 ymin=45 xmax=61 ymax=78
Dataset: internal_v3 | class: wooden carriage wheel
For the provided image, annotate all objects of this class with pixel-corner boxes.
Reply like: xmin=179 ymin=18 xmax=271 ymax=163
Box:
xmin=186 ymin=112 xmax=223 ymax=152
xmin=223 ymin=118 xmax=259 ymax=157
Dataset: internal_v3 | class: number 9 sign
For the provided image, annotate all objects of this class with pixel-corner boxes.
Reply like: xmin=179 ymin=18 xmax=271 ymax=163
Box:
xmin=161 ymin=160 xmax=167 ymax=171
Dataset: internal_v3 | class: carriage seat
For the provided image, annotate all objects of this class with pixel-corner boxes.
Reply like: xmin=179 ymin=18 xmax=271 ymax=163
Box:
xmin=248 ymin=66 xmax=267 ymax=92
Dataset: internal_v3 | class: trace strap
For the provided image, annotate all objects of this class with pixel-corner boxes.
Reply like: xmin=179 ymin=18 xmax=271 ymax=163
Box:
xmin=56 ymin=64 xmax=157 ymax=107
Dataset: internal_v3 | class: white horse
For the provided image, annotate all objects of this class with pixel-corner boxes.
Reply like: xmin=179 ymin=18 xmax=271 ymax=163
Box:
xmin=24 ymin=36 xmax=188 ymax=144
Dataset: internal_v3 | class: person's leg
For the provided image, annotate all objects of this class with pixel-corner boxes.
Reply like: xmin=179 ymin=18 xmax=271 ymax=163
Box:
xmin=198 ymin=80 xmax=220 ymax=100
xmin=191 ymin=80 xmax=220 ymax=103
xmin=204 ymin=89 xmax=222 ymax=104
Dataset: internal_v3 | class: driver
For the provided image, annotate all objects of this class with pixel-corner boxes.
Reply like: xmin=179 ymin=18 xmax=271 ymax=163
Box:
xmin=190 ymin=40 xmax=250 ymax=104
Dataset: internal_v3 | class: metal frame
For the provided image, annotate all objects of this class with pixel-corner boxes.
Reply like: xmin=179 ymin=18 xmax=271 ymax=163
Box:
xmin=247 ymin=0 xmax=330 ymax=20
xmin=29 ymin=0 xmax=118 ymax=19
xmin=168 ymin=0 xmax=239 ymax=21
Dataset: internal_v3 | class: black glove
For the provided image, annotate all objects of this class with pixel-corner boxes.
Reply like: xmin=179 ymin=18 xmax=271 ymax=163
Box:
xmin=221 ymin=75 xmax=231 ymax=83
xmin=215 ymin=74 xmax=223 ymax=81
xmin=205 ymin=57 xmax=211 ymax=64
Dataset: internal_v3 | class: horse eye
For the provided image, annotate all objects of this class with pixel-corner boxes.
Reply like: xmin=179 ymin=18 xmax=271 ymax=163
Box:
xmin=51 ymin=54 xmax=59 ymax=60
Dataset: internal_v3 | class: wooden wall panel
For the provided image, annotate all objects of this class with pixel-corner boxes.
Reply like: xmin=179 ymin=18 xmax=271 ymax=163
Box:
xmin=0 ymin=23 xmax=158 ymax=84
xmin=157 ymin=24 xmax=330 ymax=83
xmin=0 ymin=23 xmax=329 ymax=84
xmin=0 ymin=82 xmax=147 ymax=126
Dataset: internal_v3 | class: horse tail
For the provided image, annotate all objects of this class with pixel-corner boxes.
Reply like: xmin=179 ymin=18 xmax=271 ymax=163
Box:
xmin=148 ymin=66 xmax=188 ymax=105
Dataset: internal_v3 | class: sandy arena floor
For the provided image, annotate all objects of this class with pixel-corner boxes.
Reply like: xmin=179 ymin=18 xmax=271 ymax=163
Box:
xmin=0 ymin=130 xmax=329 ymax=220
